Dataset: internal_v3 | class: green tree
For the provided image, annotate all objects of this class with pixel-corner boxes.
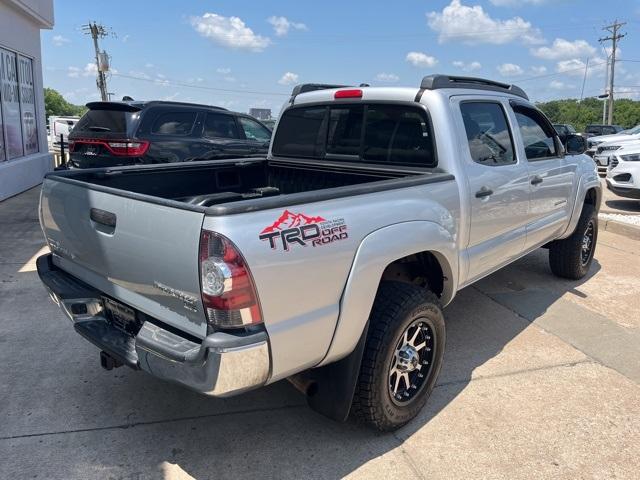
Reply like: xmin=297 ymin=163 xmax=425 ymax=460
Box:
xmin=536 ymin=97 xmax=640 ymax=132
xmin=44 ymin=88 xmax=87 ymax=118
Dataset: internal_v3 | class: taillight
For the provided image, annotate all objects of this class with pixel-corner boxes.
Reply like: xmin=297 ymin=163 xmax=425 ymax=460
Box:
xmin=199 ymin=230 xmax=262 ymax=329
xmin=70 ymin=139 xmax=150 ymax=157
xmin=106 ymin=140 xmax=149 ymax=156
xmin=334 ymin=89 xmax=363 ymax=99
xmin=68 ymin=140 xmax=76 ymax=152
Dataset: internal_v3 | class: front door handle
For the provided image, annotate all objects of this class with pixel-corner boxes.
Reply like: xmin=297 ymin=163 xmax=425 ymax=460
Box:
xmin=531 ymin=175 xmax=543 ymax=185
xmin=475 ymin=186 xmax=494 ymax=198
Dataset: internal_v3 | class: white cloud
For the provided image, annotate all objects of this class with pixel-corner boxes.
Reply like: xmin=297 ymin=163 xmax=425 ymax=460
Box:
xmin=490 ymin=0 xmax=547 ymax=5
xmin=122 ymin=34 xmax=130 ymax=43
xmin=224 ymin=76 xmax=236 ymax=83
xmin=278 ymin=72 xmax=299 ymax=85
xmin=267 ymin=16 xmax=307 ymax=37
xmin=427 ymin=0 xmax=544 ymax=45
xmin=145 ymin=63 xmax=155 ymax=68
xmin=83 ymin=63 xmax=97 ymax=77
xmin=497 ymin=63 xmax=524 ymax=76
xmin=67 ymin=66 xmax=80 ymax=78
xmin=406 ymin=51 xmax=438 ymax=68
xmin=375 ymin=72 xmax=400 ymax=83
xmin=530 ymin=66 xmax=547 ymax=75
xmin=129 ymin=70 xmax=151 ymax=80
xmin=452 ymin=60 xmax=482 ymax=72
xmin=154 ymin=73 xmax=169 ymax=86
xmin=216 ymin=67 xmax=232 ymax=74
xmin=52 ymin=35 xmax=70 ymax=47
xmin=191 ymin=13 xmax=271 ymax=51
xmin=531 ymin=38 xmax=596 ymax=60
xmin=549 ymin=80 xmax=573 ymax=90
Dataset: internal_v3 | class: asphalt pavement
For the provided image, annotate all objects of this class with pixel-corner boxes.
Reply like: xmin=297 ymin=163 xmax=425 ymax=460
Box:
xmin=1 ymin=186 xmax=639 ymax=480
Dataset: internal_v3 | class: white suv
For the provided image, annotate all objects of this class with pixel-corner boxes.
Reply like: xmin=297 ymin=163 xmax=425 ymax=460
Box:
xmin=606 ymin=142 xmax=640 ymax=199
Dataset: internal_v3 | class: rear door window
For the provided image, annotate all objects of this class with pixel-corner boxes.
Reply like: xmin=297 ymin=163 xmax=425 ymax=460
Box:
xmin=272 ymin=104 xmax=436 ymax=167
xmin=204 ymin=113 xmax=241 ymax=139
xmin=460 ymin=102 xmax=515 ymax=166
xmin=151 ymin=111 xmax=197 ymax=136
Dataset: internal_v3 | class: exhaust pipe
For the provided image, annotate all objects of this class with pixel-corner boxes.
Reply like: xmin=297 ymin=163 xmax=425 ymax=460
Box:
xmin=100 ymin=351 xmax=122 ymax=371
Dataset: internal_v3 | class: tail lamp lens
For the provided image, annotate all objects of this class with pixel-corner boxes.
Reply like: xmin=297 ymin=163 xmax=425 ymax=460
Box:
xmin=199 ymin=230 xmax=262 ymax=329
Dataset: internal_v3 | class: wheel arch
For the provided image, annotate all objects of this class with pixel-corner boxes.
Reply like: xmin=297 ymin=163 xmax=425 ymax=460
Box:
xmin=318 ymin=221 xmax=458 ymax=368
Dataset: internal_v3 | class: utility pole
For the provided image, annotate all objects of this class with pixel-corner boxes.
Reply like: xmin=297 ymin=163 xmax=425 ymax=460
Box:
xmin=599 ymin=20 xmax=626 ymax=125
xmin=82 ymin=22 xmax=112 ymax=102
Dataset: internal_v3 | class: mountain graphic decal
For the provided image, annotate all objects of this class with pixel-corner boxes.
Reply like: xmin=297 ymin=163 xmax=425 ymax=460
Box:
xmin=260 ymin=210 xmax=326 ymax=234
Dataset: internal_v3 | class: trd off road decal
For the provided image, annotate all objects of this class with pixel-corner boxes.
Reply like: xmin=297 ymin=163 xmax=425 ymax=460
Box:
xmin=259 ymin=209 xmax=348 ymax=251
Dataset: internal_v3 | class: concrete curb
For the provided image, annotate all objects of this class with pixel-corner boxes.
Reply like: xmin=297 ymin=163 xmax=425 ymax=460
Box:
xmin=599 ymin=216 xmax=640 ymax=241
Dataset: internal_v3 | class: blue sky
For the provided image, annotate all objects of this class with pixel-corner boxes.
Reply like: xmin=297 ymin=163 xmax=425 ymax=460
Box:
xmin=42 ymin=0 xmax=640 ymax=115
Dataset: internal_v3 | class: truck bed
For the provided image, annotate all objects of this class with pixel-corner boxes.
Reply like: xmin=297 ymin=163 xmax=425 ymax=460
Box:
xmin=50 ymin=158 xmax=452 ymax=215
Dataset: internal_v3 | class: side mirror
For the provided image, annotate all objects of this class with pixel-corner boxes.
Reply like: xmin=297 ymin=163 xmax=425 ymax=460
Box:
xmin=565 ymin=134 xmax=587 ymax=155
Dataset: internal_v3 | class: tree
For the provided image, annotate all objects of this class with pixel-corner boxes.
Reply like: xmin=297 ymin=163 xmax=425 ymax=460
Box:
xmin=536 ymin=98 xmax=640 ymax=132
xmin=44 ymin=88 xmax=87 ymax=118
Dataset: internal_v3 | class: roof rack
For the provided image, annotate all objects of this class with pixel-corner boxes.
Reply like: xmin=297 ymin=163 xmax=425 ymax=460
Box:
xmin=290 ymin=83 xmax=351 ymax=96
xmin=420 ymin=74 xmax=528 ymax=100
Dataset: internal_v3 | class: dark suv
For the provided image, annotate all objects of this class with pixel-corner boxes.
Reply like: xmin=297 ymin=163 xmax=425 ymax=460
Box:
xmin=584 ymin=124 xmax=624 ymax=138
xmin=68 ymin=101 xmax=272 ymax=169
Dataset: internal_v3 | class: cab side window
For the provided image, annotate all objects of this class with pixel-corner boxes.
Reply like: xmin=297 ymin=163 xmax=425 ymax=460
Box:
xmin=513 ymin=106 xmax=558 ymax=160
xmin=460 ymin=102 xmax=516 ymax=166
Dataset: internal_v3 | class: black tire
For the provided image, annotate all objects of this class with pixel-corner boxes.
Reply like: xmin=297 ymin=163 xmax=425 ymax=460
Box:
xmin=351 ymin=281 xmax=445 ymax=431
xmin=549 ymin=204 xmax=598 ymax=280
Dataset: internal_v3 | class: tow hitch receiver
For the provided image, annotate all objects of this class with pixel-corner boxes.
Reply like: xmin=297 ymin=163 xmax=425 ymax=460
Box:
xmin=100 ymin=351 xmax=123 ymax=371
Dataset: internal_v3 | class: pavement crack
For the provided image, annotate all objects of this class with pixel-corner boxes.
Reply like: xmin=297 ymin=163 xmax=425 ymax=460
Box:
xmin=434 ymin=359 xmax=595 ymax=389
xmin=0 ymin=403 xmax=306 ymax=441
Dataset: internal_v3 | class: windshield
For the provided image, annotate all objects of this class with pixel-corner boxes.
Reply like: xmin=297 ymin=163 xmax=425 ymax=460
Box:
xmin=621 ymin=125 xmax=640 ymax=135
xmin=272 ymin=103 xmax=437 ymax=167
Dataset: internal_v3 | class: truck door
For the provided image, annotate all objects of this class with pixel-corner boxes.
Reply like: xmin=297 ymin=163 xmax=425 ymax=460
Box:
xmin=454 ymin=99 xmax=531 ymax=283
xmin=510 ymin=103 xmax=576 ymax=249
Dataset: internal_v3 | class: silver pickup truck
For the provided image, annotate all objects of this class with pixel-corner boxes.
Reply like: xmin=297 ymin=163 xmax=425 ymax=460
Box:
xmin=38 ymin=75 xmax=601 ymax=431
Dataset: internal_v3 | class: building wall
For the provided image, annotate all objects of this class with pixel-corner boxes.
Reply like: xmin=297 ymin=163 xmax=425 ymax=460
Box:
xmin=0 ymin=0 xmax=53 ymax=201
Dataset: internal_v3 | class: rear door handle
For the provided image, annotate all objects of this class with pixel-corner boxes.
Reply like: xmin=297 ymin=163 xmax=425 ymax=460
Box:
xmin=475 ymin=186 xmax=493 ymax=198
xmin=531 ymin=175 xmax=543 ymax=185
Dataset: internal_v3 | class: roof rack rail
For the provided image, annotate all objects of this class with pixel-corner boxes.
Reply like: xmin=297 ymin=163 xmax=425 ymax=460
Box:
xmin=290 ymin=83 xmax=351 ymax=96
xmin=420 ymin=74 xmax=528 ymax=100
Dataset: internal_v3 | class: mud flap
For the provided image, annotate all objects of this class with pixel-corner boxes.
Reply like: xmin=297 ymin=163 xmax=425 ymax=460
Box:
xmin=298 ymin=322 xmax=369 ymax=422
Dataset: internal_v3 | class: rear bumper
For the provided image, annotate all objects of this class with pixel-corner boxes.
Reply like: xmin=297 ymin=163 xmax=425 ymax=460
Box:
xmin=37 ymin=254 xmax=270 ymax=397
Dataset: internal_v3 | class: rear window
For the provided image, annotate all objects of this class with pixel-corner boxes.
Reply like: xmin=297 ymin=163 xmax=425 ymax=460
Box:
xmin=272 ymin=103 xmax=436 ymax=167
xmin=74 ymin=110 xmax=133 ymax=134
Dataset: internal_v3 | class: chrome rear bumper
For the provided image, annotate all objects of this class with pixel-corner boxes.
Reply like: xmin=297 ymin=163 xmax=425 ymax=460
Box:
xmin=37 ymin=254 xmax=270 ymax=397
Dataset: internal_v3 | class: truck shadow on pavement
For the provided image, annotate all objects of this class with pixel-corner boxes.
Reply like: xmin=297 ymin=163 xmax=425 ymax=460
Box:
xmin=1 ymin=188 xmax=605 ymax=479
xmin=5 ymin=259 xmax=601 ymax=479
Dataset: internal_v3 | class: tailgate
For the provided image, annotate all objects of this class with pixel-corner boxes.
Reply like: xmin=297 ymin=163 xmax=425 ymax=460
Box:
xmin=39 ymin=177 xmax=207 ymax=338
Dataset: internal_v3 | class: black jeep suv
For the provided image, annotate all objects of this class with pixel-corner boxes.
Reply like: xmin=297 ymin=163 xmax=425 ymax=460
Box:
xmin=68 ymin=101 xmax=272 ymax=169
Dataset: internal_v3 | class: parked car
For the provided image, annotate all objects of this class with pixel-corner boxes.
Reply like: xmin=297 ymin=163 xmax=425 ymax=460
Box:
xmin=68 ymin=100 xmax=272 ymax=168
xmin=584 ymin=124 xmax=624 ymax=138
xmin=37 ymin=75 xmax=600 ymax=431
xmin=606 ymin=142 xmax=640 ymax=199
xmin=587 ymin=124 xmax=640 ymax=161
xmin=553 ymin=123 xmax=576 ymax=144
xmin=48 ymin=115 xmax=79 ymax=148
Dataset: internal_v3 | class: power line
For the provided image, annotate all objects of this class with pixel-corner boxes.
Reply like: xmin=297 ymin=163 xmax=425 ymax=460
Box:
xmin=110 ymin=72 xmax=289 ymax=97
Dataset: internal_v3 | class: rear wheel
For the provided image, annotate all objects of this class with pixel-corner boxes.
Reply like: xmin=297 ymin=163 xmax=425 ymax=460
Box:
xmin=549 ymin=204 xmax=598 ymax=280
xmin=351 ymin=281 xmax=445 ymax=431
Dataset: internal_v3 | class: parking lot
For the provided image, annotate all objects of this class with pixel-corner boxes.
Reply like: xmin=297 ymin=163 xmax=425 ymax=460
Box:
xmin=1 ymin=186 xmax=639 ymax=480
